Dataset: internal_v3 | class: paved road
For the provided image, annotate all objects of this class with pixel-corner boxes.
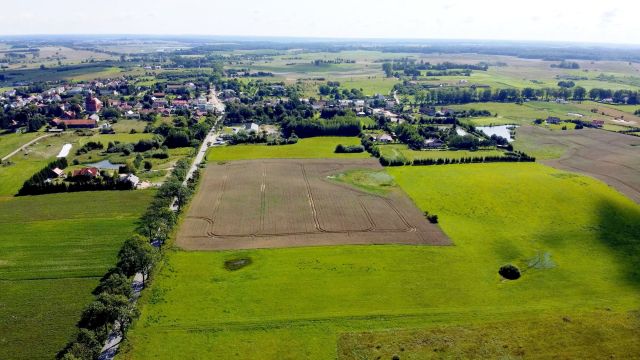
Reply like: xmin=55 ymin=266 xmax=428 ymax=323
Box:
xmin=1 ymin=134 xmax=54 ymax=162
xmin=171 ymin=87 xmax=225 ymax=210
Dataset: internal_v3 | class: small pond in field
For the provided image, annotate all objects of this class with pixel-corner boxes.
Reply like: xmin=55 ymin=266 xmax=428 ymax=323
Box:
xmin=86 ymin=159 xmax=123 ymax=170
xmin=477 ymin=125 xmax=518 ymax=142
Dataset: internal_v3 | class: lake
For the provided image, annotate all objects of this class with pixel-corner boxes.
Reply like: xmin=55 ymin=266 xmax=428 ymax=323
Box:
xmin=477 ymin=125 xmax=518 ymax=142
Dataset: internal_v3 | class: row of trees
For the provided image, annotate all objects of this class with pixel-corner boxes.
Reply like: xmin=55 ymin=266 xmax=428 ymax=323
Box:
xmin=395 ymin=84 xmax=640 ymax=105
xmin=58 ymin=158 xmax=198 ymax=359
xmin=18 ymin=177 xmax=134 ymax=196
xmin=281 ymin=116 xmax=362 ymax=138
xmin=380 ymin=152 xmax=535 ymax=167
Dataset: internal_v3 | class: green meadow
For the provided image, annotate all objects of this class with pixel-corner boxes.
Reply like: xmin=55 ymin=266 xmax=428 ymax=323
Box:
xmin=453 ymin=101 xmax=598 ymax=126
xmin=123 ymin=162 xmax=640 ymax=359
xmin=0 ymin=191 xmax=154 ymax=360
xmin=379 ymin=144 xmax=504 ymax=162
xmin=206 ymin=137 xmax=370 ymax=161
xmin=0 ymin=132 xmax=43 ymax=159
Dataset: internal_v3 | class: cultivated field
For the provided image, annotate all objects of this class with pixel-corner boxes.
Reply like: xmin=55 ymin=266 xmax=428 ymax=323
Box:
xmin=178 ymin=159 xmax=448 ymax=250
xmin=0 ymin=191 xmax=154 ymax=360
xmin=516 ymin=126 xmax=640 ymax=203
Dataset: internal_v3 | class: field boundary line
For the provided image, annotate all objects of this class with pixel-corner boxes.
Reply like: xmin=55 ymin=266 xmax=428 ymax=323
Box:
xmin=259 ymin=163 xmax=266 ymax=234
xmin=300 ymin=163 xmax=326 ymax=232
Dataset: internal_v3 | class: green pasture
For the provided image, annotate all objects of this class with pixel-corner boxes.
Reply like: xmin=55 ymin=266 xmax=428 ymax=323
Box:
xmin=206 ymin=137 xmax=370 ymax=161
xmin=123 ymin=163 xmax=640 ymax=359
xmin=379 ymin=144 xmax=504 ymax=162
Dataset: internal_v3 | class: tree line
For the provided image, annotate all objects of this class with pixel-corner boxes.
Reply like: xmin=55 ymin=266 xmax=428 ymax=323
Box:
xmin=395 ymin=84 xmax=640 ymax=105
xmin=57 ymin=158 xmax=198 ymax=360
xmin=282 ymin=116 xmax=362 ymax=138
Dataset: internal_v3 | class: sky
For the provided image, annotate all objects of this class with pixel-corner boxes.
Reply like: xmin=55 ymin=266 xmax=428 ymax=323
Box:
xmin=2 ymin=0 xmax=639 ymax=45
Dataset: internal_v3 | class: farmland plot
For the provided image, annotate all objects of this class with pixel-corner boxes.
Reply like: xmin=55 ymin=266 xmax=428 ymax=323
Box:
xmin=177 ymin=159 xmax=449 ymax=250
xmin=516 ymin=126 xmax=640 ymax=203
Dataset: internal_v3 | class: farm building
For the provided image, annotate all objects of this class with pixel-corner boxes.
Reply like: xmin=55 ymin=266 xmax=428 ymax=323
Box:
xmin=377 ymin=134 xmax=393 ymax=143
xmin=244 ymin=123 xmax=260 ymax=132
xmin=423 ymin=138 xmax=444 ymax=148
xmin=121 ymin=174 xmax=140 ymax=187
xmin=51 ymin=168 xmax=65 ymax=178
xmin=72 ymin=167 xmax=99 ymax=178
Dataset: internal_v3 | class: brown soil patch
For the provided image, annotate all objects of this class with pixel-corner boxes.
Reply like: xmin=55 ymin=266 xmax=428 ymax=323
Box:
xmin=573 ymin=103 xmax=640 ymax=126
xmin=518 ymin=126 xmax=640 ymax=203
xmin=177 ymin=158 xmax=450 ymax=250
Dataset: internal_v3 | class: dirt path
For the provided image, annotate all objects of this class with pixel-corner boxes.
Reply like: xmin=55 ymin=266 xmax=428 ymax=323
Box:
xmin=1 ymin=134 xmax=54 ymax=162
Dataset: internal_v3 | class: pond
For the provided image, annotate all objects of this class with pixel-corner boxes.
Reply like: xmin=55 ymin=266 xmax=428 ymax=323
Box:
xmin=86 ymin=159 xmax=123 ymax=170
xmin=477 ymin=125 xmax=518 ymax=142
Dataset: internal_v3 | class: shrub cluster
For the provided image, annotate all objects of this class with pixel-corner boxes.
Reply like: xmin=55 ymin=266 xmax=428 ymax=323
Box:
xmin=282 ymin=115 xmax=361 ymax=138
xmin=335 ymin=144 xmax=364 ymax=153
xmin=75 ymin=142 xmax=104 ymax=155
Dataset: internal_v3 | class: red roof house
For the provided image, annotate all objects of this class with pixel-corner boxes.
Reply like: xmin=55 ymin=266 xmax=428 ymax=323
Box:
xmin=72 ymin=167 xmax=100 ymax=178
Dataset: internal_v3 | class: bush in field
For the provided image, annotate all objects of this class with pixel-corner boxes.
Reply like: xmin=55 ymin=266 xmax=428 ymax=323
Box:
xmin=423 ymin=211 xmax=439 ymax=224
xmin=499 ymin=264 xmax=521 ymax=280
xmin=335 ymin=144 xmax=365 ymax=153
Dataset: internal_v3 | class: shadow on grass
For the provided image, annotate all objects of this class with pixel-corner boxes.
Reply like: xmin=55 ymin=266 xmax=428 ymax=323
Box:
xmin=596 ymin=198 xmax=640 ymax=289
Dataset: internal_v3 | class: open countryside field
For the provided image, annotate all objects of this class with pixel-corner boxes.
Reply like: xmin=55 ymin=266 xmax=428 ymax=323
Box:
xmin=379 ymin=144 xmax=504 ymax=162
xmin=0 ymin=132 xmax=44 ymax=159
xmin=178 ymin=159 xmax=448 ymax=250
xmin=516 ymin=126 xmax=640 ymax=203
xmin=453 ymin=101 xmax=600 ymax=126
xmin=123 ymin=162 xmax=640 ymax=359
xmin=207 ymin=137 xmax=370 ymax=161
xmin=0 ymin=191 xmax=154 ymax=360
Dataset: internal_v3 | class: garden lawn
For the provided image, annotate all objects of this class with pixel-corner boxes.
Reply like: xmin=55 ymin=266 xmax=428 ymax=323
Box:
xmin=123 ymin=162 xmax=640 ymax=359
xmin=0 ymin=191 xmax=154 ymax=360
xmin=207 ymin=137 xmax=370 ymax=161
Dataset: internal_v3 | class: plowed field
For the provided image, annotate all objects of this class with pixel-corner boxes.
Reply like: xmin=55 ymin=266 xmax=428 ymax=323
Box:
xmin=178 ymin=159 xmax=449 ymax=250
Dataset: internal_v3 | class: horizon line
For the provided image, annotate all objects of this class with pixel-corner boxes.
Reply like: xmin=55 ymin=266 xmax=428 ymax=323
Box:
xmin=1 ymin=34 xmax=639 ymax=48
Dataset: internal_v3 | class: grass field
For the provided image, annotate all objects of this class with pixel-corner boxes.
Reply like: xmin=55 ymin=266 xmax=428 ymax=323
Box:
xmin=379 ymin=144 xmax=504 ymax=162
xmin=0 ymin=191 xmax=154 ymax=360
xmin=123 ymin=162 xmax=640 ymax=359
xmin=340 ymin=77 xmax=399 ymax=96
xmin=206 ymin=137 xmax=370 ymax=161
xmin=338 ymin=310 xmax=640 ymax=359
xmin=0 ymin=132 xmax=43 ymax=159
xmin=454 ymin=101 xmax=597 ymax=126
